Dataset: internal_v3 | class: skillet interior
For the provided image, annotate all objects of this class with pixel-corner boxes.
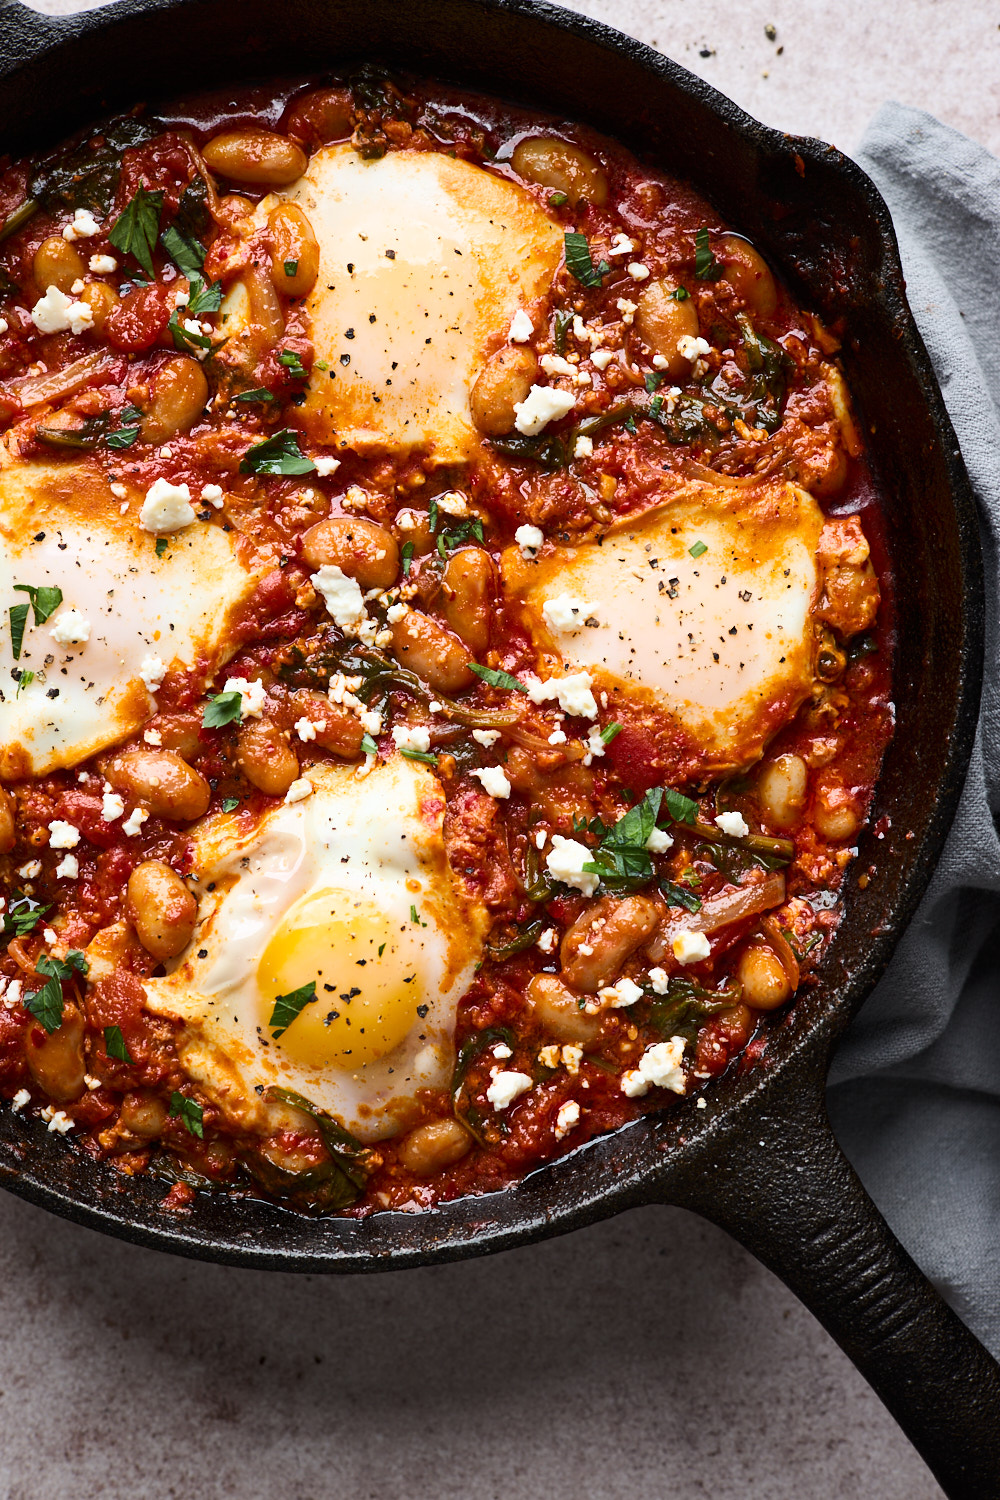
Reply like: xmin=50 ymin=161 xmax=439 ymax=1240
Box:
xmin=0 ymin=0 xmax=982 ymax=1270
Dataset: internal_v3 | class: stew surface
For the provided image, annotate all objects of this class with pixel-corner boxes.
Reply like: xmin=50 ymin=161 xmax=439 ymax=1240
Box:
xmin=0 ymin=72 xmax=893 ymax=1215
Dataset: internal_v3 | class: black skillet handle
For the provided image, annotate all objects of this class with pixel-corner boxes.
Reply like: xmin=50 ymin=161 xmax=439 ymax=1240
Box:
xmin=664 ymin=1076 xmax=1000 ymax=1498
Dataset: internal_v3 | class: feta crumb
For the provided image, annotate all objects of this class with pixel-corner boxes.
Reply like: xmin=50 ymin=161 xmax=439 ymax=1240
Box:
xmin=647 ymin=966 xmax=671 ymax=995
xmin=392 ymin=724 xmax=431 ymax=754
xmin=223 ymin=676 xmax=267 ymax=718
xmin=31 ymin=285 xmax=93 ymax=335
xmin=311 ymin=565 xmax=369 ymax=633
xmin=525 ymin=671 xmax=599 ymax=719
xmin=284 ymin=778 xmax=314 ymax=804
xmin=538 ymin=1044 xmax=561 ymax=1068
xmin=541 ymin=594 xmax=597 ymax=635
xmin=646 ymin=826 xmax=674 ymax=853
xmin=18 ymin=860 xmax=42 ymax=879
xmin=492 ymin=1042 xmax=513 ymax=1060
xmin=652 ymin=354 xmax=669 ymax=370
xmin=540 ymin=353 xmax=576 ymax=379
xmin=537 ymin=927 xmax=558 ymax=954
xmin=435 ymin=490 xmax=470 ymax=517
xmin=471 ymin=766 xmax=511 ymax=799
xmin=173 ymin=289 xmax=190 ymax=308
xmin=599 ymin=976 xmax=644 ymax=1009
xmin=385 ymin=601 xmax=410 ymax=624
xmin=63 ymin=208 xmax=101 ymax=240
xmin=121 ymin=807 xmax=148 ymax=837
xmin=534 ymin=830 xmax=547 ymax=850
xmin=554 ymin=1100 xmax=581 ymax=1140
xmin=143 ymin=729 xmax=162 ymax=746
xmin=715 ymin=810 xmax=750 ymax=838
xmin=486 ymin=1070 xmax=533 ymax=1111
xmin=515 ymin=523 xmax=545 ymax=558
xmin=88 ymin=253 xmax=117 ymax=274
xmin=48 ymin=820 xmax=81 ymax=849
xmin=140 ymin=478 xmax=196 ymax=534
xmin=591 ymin=348 xmax=615 ymax=371
xmin=43 ymin=928 xmax=58 ymax=944
xmin=673 ymin=928 xmax=711 ymax=964
xmin=582 ymin=725 xmax=607 ymax=767
xmin=574 ymin=434 xmax=594 ymax=459
xmin=616 ymin=297 xmax=638 ymax=324
xmin=508 ymin=309 xmax=534 ymax=343
xmin=109 ymin=481 xmax=128 ymax=500
xmin=84 ymin=1074 xmax=101 ymax=1091
xmin=41 ymin=1106 xmax=75 ymax=1133
xmin=49 ymin=608 xmax=90 ymax=646
xmin=201 ymin=483 xmax=225 ymax=508
xmin=545 ymin=834 xmax=599 ymax=896
xmin=310 ymin=454 xmax=340 ymax=478
xmin=677 ymin=333 xmax=712 ymax=362
xmin=697 ymin=1096 xmax=707 ymax=1109
xmin=627 ymin=262 xmax=650 ymax=281
xmin=101 ymin=791 xmax=125 ymax=821
xmin=514 ymin=384 xmax=575 ymax=436
xmin=472 ymin=729 xmax=502 ymax=748
xmin=54 ymin=854 xmax=79 ymax=880
xmin=11 ymin=1088 xmax=30 ymax=1112
xmin=139 ymin=655 xmax=166 ymax=691
xmin=608 ymin=233 xmax=635 ymax=257
xmin=625 ymin=1037 xmax=687 ymax=1098
xmin=547 ymin=729 xmax=567 ymax=746
xmin=294 ymin=717 xmax=317 ymax=742
xmin=562 ymin=1044 xmax=583 ymax=1076
xmin=5 ymin=981 xmax=24 ymax=1011
xmin=0 ymin=317 xmax=8 ymax=335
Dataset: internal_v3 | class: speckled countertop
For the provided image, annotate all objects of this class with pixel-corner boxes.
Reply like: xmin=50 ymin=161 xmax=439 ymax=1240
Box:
xmin=5 ymin=3 xmax=999 ymax=1495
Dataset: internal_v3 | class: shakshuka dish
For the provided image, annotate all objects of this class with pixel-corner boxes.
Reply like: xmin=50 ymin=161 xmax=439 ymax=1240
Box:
xmin=0 ymin=73 xmax=892 ymax=1215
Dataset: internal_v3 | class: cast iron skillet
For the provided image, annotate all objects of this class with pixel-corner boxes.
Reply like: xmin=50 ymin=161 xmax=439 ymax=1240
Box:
xmin=0 ymin=0 xmax=996 ymax=1490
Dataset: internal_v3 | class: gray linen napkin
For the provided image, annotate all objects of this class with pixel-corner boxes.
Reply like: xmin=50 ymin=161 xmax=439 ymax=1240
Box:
xmin=826 ymin=102 xmax=1000 ymax=1354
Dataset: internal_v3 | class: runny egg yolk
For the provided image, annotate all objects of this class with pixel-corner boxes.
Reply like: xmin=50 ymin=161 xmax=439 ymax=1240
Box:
xmin=255 ymin=888 xmax=424 ymax=1069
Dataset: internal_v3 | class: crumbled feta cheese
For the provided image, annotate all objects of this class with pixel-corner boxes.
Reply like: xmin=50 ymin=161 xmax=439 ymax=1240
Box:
xmin=143 ymin=729 xmax=162 ymax=746
xmin=54 ymin=854 xmax=79 ymax=881
xmin=541 ymin=594 xmax=597 ymax=634
xmin=554 ymin=1099 xmax=581 ymax=1140
xmin=651 ymin=354 xmax=669 ymax=370
xmin=48 ymin=820 xmax=80 ymax=850
xmin=515 ymin=523 xmax=545 ymax=557
xmin=392 ymin=724 xmax=431 ymax=754
xmin=472 ymin=728 xmax=502 ymax=748
xmin=311 ymin=565 xmax=369 ymax=633
xmin=646 ymin=826 xmax=673 ymax=853
xmin=540 ymin=353 xmax=576 ymax=379
xmin=4 ymin=980 xmax=24 ymax=1011
xmin=49 ymin=608 xmax=90 ymax=646
xmin=508 ymin=309 xmax=534 ymax=343
xmin=582 ymin=726 xmax=607 ymax=767
xmin=514 ymin=384 xmax=575 ymax=436
xmin=574 ymin=434 xmax=594 ymax=459
xmin=101 ymin=791 xmax=125 ymax=821
xmin=435 ymin=490 xmax=470 ymax=517
xmin=0 ymin=317 xmax=8 ymax=335
xmin=284 ymin=778 xmax=314 ymax=804
xmin=697 ymin=1096 xmax=707 ymax=1109
xmin=201 ymin=483 xmax=225 ymax=508
xmin=43 ymin=928 xmax=57 ymax=944
xmin=673 ymin=928 xmax=711 ymax=964
xmin=608 ymin=233 xmax=635 ymax=257
xmin=547 ymin=729 xmax=567 ymax=746
xmin=647 ymin=967 xmax=671 ymax=995
xmin=538 ymin=1043 xmax=561 ymax=1068
xmin=109 ymin=481 xmax=128 ymax=500
xmin=385 ymin=602 xmax=410 ymax=624
xmin=18 ymin=860 xmax=41 ymax=879
xmin=11 ymin=1087 xmax=30 ymax=1112
xmin=173 ymin=289 xmax=190 ymax=308
xmin=41 ymin=1106 xmax=75 ymax=1133
xmin=492 ymin=1042 xmax=513 ymax=1060
xmin=715 ymin=810 xmax=750 ymax=838
xmin=31 ymin=285 xmax=93 ymax=336
xmin=545 ymin=834 xmax=599 ymax=896
xmin=537 ymin=927 xmax=558 ymax=954
xmin=88 ymin=253 xmax=117 ymax=274
xmin=525 ymin=671 xmax=599 ymax=719
xmin=139 ymin=655 xmax=166 ymax=691
xmin=677 ymin=333 xmax=712 ymax=362
xmin=616 ymin=297 xmax=638 ymax=324
xmin=313 ymin=455 xmax=340 ymax=477
xmin=121 ymin=807 xmax=148 ymax=837
xmin=63 ymin=208 xmax=101 ymax=240
xmin=471 ymin=766 xmax=511 ymax=799
xmin=623 ymin=1037 xmax=687 ymax=1098
xmin=627 ymin=262 xmax=650 ymax=281
xmin=294 ymin=717 xmax=317 ymax=742
xmin=534 ymin=830 xmax=548 ymax=849
xmin=486 ymin=1070 xmax=533 ymax=1111
xmin=223 ymin=676 xmax=267 ymax=718
xmin=562 ymin=1044 xmax=583 ymax=1076
xmin=84 ymin=1074 xmax=101 ymax=1091
xmin=599 ymin=976 xmax=644 ymax=1009
xmin=591 ymin=348 xmax=615 ymax=371
xmin=140 ymin=478 xmax=196 ymax=534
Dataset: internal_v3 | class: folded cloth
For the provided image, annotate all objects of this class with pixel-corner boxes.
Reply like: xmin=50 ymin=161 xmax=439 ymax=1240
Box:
xmin=827 ymin=102 xmax=1000 ymax=1355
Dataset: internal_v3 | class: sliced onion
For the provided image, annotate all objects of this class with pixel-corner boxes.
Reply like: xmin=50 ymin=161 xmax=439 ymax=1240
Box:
xmin=647 ymin=870 xmax=786 ymax=962
xmin=8 ymin=351 xmax=113 ymax=409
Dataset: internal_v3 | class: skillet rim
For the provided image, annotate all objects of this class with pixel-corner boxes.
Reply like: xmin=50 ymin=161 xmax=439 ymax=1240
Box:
xmin=0 ymin=0 xmax=984 ymax=1271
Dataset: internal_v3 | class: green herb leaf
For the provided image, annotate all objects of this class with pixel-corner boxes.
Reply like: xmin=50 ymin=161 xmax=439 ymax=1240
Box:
xmin=360 ymin=732 xmax=379 ymax=756
xmin=109 ymin=185 xmax=164 ymax=279
xmin=398 ymin=746 xmax=438 ymax=765
xmin=436 ymin=515 xmax=484 ymax=558
xmin=564 ymin=231 xmax=610 ymax=288
xmin=15 ymin=670 xmax=34 ymax=697
xmin=232 ymin=387 xmax=275 ymax=404
xmin=104 ymin=1024 xmax=134 ymax=1063
xmin=694 ymin=227 xmax=723 ymax=281
xmin=186 ymin=277 xmax=222 ymax=317
xmin=154 ymin=538 xmax=169 ymax=559
xmin=269 ymin=980 xmax=317 ymax=1038
xmin=400 ymin=541 xmax=414 ymax=576
xmin=554 ymin=308 xmax=573 ymax=354
xmin=469 ymin=663 xmax=528 ymax=693
xmin=279 ymin=348 xmax=308 ymax=380
xmin=159 ymin=222 xmax=206 ymax=280
xmin=673 ymin=286 xmax=691 ymax=301
xmin=239 ymin=429 xmax=316 ymax=476
xmin=644 ymin=372 xmax=663 ymax=393
xmin=37 ymin=950 xmax=88 ymax=982
xmin=660 ymin=879 xmax=703 ymax=913
xmin=167 ymin=308 xmax=212 ymax=355
xmin=409 ymin=904 xmax=426 ymax=926
xmin=264 ymin=1086 xmax=371 ymax=1207
xmin=202 ymin=690 xmax=243 ymax=729
xmin=8 ymin=601 xmax=28 ymax=659
xmin=1 ymin=893 xmax=51 ymax=939
xmin=221 ymin=796 xmax=240 ymax=812
xmin=25 ymin=978 xmax=64 ymax=1034
xmin=548 ymin=191 xmax=568 ymax=208
xmin=13 ymin=583 xmax=63 ymax=625
xmin=689 ymin=539 xmax=708 ymax=559
xmin=169 ymin=1091 xmax=204 ymax=1138
xmin=106 ymin=423 xmax=140 ymax=449
xmin=283 ymin=259 xmax=299 ymax=276
xmin=600 ymin=722 xmax=623 ymax=744
xmin=585 ymin=787 xmax=663 ymax=887
xmin=663 ymin=787 xmax=699 ymax=824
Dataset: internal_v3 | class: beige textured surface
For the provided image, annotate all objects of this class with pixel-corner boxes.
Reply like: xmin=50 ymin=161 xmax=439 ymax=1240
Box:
xmin=3 ymin=1 xmax=988 ymax=1495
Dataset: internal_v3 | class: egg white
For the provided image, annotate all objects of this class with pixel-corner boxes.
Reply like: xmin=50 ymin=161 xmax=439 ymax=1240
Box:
xmin=143 ymin=755 xmax=489 ymax=1143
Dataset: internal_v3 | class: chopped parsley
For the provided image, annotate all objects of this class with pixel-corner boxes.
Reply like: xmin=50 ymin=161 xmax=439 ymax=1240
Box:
xmin=169 ymin=1091 xmax=204 ymax=1138
xmin=584 ymin=787 xmax=664 ymax=887
xmin=400 ymin=541 xmax=414 ymax=576
xmin=167 ymin=309 xmax=212 ymax=355
xmin=104 ymin=1024 xmax=134 ymax=1063
xmin=106 ymin=403 xmax=143 ymax=449
xmin=660 ymin=879 xmax=703 ymax=913
xmin=239 ymin=429 xmax=316 ymax=476
xmin=663 ymin=787 xmax=699 ymax=824
xmin=25 ymin=978 xmax=64 ymax=1034
xmin=360 ymin=732 xmax=379 ymax=756
xmin=159 ymin=222 xmax=206 ymax=280
xmin=283 ymin=259 xmax=299 ymax=276
xmin=673 ymin=286 xmax=691 ymax=301
xmin=688 ymin=540 xmax=708 ymax=559
xmin=694 ymin=227 xmax=723 ymax=281
xmin=548 ymin=190 xmax=568 ymax=208
xmin=563 ymin=231 xmax=610 ymax=288
xmin=269 ymin=980 xmax=317 ymax=1039
xmin=109 ymin=185 xmax=164 ymax=278
xmin=186 ymin=277 xmax=222 ymax=317
xmin=8 ymin=602 xmax=28 ymax=659
xmin=15 ymin=670 xmax=34 ymax=696
xmin=232 ymin=388 xmax=275 ymax=404
xmin=469 ymin=663 xmax=528 ymax=693
xmin=410 ymin=904 xmax=426 ymax=927
xmin=154 ymin=538 xmax=169 ymax=559
xmin=600 ymin=722 xmax=623 ymax=744
xmin=14 ymin=582 xmax=63 ymax=625
xmin=436 ymin=515 xmax=483 ymax=558
xmin=221 ymin=796 xmax=240 ymax=812
xmin=1 ymin=894 xmax=51 ymax=939
xmin=398 ymin=746 xmax=438 ymax=766
xmin=202 ymin=690 xmax=243 ymax=728
xmin=279 ymin=348 xmax=308 ymax=380
xmin=554 ymin=308 xmax=573 ymax=354
xmin=37 ymin=951 xmax=88 ymax=982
